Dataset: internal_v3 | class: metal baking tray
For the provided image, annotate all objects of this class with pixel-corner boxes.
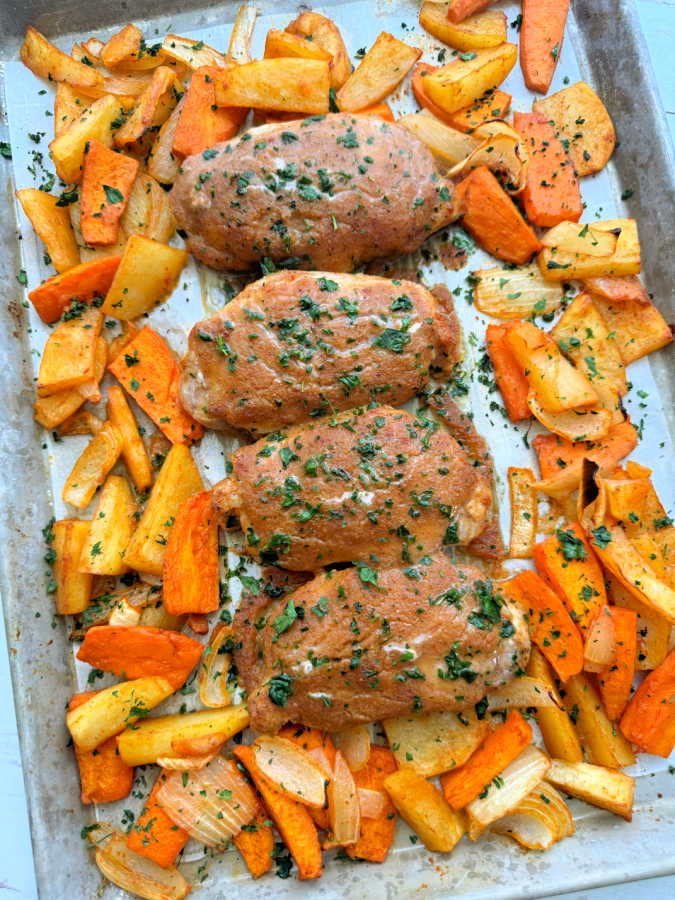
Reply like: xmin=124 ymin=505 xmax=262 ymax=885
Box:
xmin=0 ymin=1 xmax=673 ymax=898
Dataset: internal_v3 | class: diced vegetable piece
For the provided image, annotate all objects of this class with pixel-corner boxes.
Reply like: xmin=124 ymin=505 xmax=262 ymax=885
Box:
xmin=384 ymin=768 xmax=466 ymax=852
xmin=162 ymin=490 xmax=219 ymax=614
xmin=106 ymin=385 xmax=152 ymax=493
xmin=38 ymin=307 xmax=102 ymax=396
xmin=533 ymin=81 xmax=615 ymax=177
xmin=53 ymin=84 xmax=91 ymax=138
xmin=253 ymin=736 xmax=328 ymax=808
xmin=160 ymin=33 xmax=227 ymax=70
xmin=108 ymin=326 xmax=203 ymax=445
xmin=411 ymin=63 xmax=511 ymax=131
xmin=66 ymin=675 xmax=174 ymax=750
xmin=172 ymin=66 xmax=247 ymax=159
xmin=491 ymin=781 xmax=574 ymax=850
xmin=264 ymin=29 xmax=332 ymax=61
xmin=80 ymin=140 xmax=138 ymax=245
xmin=539 ymin=219 xmax=640 ymax=280
xmin=383 ymin=709 xmax=489 ymax=777
xmin=347 ymin=747 xmax=398 ymax=863
xmin=285 ymin=11 xmax=351 ymax=89
xmin=127 ymin=770 xmax=189 ymax=868
xmin=423 ymin=43 xmax=517 ymax=114
xmin=68 ymin=692 xmax=134 ymax=804
xmin=583 ymin=605 xmax=617 ymax=673
xmin=596 ymin=606 xmax=637 ymax=720
xmin=114 ymin=66 xmax=182 ymax=147
xmin=502 ymin=571 xmax=583 ymax=682
xmin=336 ymin=32 xmax=421 ymax=112
xmin=562 ymin=672 xmax=635 ymax=768
xmin=473 ymin=263 xmax=564 ymax=319
xmin=101 ymin=234 xmax=186 ymax=319
xmin=20 ymin=26 xmax=104 ymax=89
xmin=455 ymin=167 xmax=541 ymax=264
xmin=15 ymin=188 xmax=80 ymax=273
xmin=95 ymin=831 xmax=190 ymax=899
xmin=527 ymin=648 xmax=583 ymax=762
xmin=533 ymin=524 xmax=606 ymax=632
xmin=57 ymin=409 xmax=103 ymax=437
xmin=327 ymin=750 xmax=360 ymax=845
xmin=234 ymin=744 xmax=322 ymax=880
xmin=545 ymin=759 xmax=634 ymax=820
xmin=124 ymin=443 xmax=204 ymax=575
xmin=49 ymin=95 xmax=127 ymax=184
xmin=609 ymin=574 xmax=670 ymax=671
xmin=465 ymin=744 xmax=551 ymax=840
xmin=590 ymin=291 xmax=673 ymax=365
xmin=520 ymin=0 xmax=570 ymax=93
xmin=232 ymin=796 xmax=275 ymax=879
xmin=53 ymin=519 xmax=93 ymax=614
xmin=28 ymin=255 xmax=121 ymax=324
xmin=508 ymin=467 xmax=538 ymax=559
xmin=62 ymin=421 xmax=123 ymax=509
xmin=100 ymin=23 xmax=142 ymax=68
xmin=485 ymin=323 xmax=531 ymax=422
xmin=419 ymin=3 xmax=507 ymax=51
xmin=79 ymin=475 xmax=136 ymax=574
xmin=620 ymin=649 xmax=675 ymax=757
xmin=117 ymin=706 xmax=250 ymax=766
xmin=447 ymin=0 xmax=499 ymax=24
xmin=215 ymin=59 xmax=329 ymax=113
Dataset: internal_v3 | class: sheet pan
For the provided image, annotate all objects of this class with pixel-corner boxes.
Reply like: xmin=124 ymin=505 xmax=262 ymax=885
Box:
xmin=0 ymin=2 xmax=673 ymax=898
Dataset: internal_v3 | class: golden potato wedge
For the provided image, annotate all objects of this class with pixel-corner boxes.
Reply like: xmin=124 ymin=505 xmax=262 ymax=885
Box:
xmin=528 ymin=648 xmax=583 ymax=762
xmin=57 ymin=409 xmax=104 ymax=437
xmin=285 ymin=10 xmax=351 ymax=89
xmin=53 ymin=84 xmax=91 ymax=138
xmin=114 ymin=66 xmax=182 ymax=147
xmin=545 ymin=759 xmax=634 ymax=820
xmin=100 ymin=24 xmax=142 ymax=69
xmin=608 ymin=573 xmax=670 ymax=671
xmin=384 ymin=769 xmax=466 ymax=852
xmin=147 ymin=99 xmax=183 ymax=185
xmin=161 ymin=33 xmax=228 ymax=71
xmin=37 ymin=308 xmax=103 ymax=397
xmin=541 ymin=221 xmax=618 ymax=258
xmin=533 ymin=81 xmax=615 ymax=177
xmin=15 ymin=188 xmax=80 ymax=274
xmin=119 ymin=173 xmax=176 ymax=244
xmin=34 ymin=337 xmax=106 ymax=429
xmin=561 ymin=672 xmax=635 ymax=769
xmin=336 ymin=32 xmax=421 ymax=112
xmin=383 ymin=709 xmax=489 ymax=777
xmin=508 ymin=466 xmax=538 ymax=559
xmin=215 ymin=58 xmax=330 ymax=113
xmin=106 ymin=385 xmax=152 ymax=493
xmin=100 ymin=234 xmax=186 ymax=319
xmin=419 ymin=2 xmax=507 ymax=51
xmin=20 ymin=26 xmax=104 ymax=89
xmin=123 ymin=444 xmax=204 ymax=576
xmin=53 ymin=519 xmax=93 ymax=615
xmin=424 ymin=43 xmax=517 ymax=114
xmin=473 ymin=263 xmax=564 ymax=319
xmin=49 ymin=94 xmax=127 ymax=184
xmin=264 ymin=29 xmax=332 ymax=62
xmin=228 ymin=3 xmax=259 ymax=64
xmin=66 ymin=676 xmax=175 ymax=751
xmin=590 ymin=293 xmax=672 ymax=365
xmin=396 ymin=111 xmax=478 ymax=169
xmin=116 ymin=706 xmax=250 ymax=766
xmin=79 ymin=475 xmax=137 ymax=575
xmin=62 ymin=421 xmax=124 ymax=510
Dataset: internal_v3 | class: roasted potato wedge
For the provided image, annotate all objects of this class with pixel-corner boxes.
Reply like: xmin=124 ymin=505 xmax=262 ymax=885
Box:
xmin=21 ymin=26 xmax=103 ymax=89
xmin=473 ymin=263 xmax=564 ymax=319
xmin=336 ymin=32 xmax=421 ymax=112
xmin=285 ymin=10 xmax=351 ymax=89
xmin=79 ymin=475 xmax=137 ymax=575
xmin=539 ymin=219 xmax=641 ymax=281
xmin=100 ymin=234 xmax=186 ymax=319
xmin=49 ymin=95 xmax=128 ymax=184
xmin=37 ymin=308 xmax=102 ymax=397
xmin=53 ymin=519 xmax=93 ymax=614
xmin=384 ymin=769 xmax=466 ymax=852
xmin=383 ymin=709 xmax=489 ymax=777
xmin=546 ymin=759 xmax=634 ymax=820
xmin=62 ymin=421 xmax=124 ymax=509
xmin=419 ymin=2 xmax=507 ymax=51
xmin=424 ymin=43 xmax=517 ymax=114
xmin=215 ymin=58 xmax=330 ymax=113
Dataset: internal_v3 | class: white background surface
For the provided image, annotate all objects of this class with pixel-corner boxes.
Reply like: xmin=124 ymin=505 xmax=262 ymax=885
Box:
xmin=1 ymin=2 xmax=674 ymax=897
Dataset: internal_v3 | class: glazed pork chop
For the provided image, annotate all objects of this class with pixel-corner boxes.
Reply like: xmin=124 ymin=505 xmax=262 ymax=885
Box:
xmin=234 ymin=558 xmax=530 ymax=732
xmin=179 ymin=270 xmax=460 ymax=434
xmin=212 ymin=405 xmax=492 ymax=570
xmin=170 ymin=113 xmax=456 ymax=272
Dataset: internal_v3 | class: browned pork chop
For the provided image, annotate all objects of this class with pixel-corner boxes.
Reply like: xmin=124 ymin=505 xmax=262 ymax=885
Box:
xmin=170 ymin=114 xmax=456 ymax=272
xmin=179 ymin=270 xmax=460 ymax=434
xmin=234 ymin=558 xmax=530 ymax=732
xmin=212 ymin=405 xmax=492 ymax=570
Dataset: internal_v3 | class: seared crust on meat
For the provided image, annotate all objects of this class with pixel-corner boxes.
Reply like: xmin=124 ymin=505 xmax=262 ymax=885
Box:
xmin=235 ymin=558 xmax=530 ymax=732
xmin=179 ymin=271 xmax=459 ymax=434
xmin=212 ymin=405 xmax=491 ymax=570
xmin=170 ymin=114 xmax=456 ymax=272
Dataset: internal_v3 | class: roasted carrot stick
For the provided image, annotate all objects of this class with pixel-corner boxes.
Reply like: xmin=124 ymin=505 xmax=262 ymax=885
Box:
xmin=502 ymin=570 xmax=584 ymax=682
xmin=28 ymin=255 xmax=121 ymax=323
xmin=68 ymin=692 xmax=134 ymax=805
xmin=532 ymin=523 xmax=607 ymax=632
xmin=172 ymin=66 xmax=247 ymax=159
xmin=620 ymin=649 xmax=675 ymax=757
xmin=455 ymin=166 xmax=542 ymax=264
xmin=485 ymin=323 xmax=531 ymax=422
xmin=234 ymin=744 xmax=322 ymax=880
xmin=412 ymin=62 xmax=511 ymax=131
xmin=598 ymin=606 xmax=637 ymax=721
xmin=127 ymin=770 xmax=190 ymax=868
xmin=108 ymin=325 xmax=204 ymax=445
xmin=76 ymin=625 xmax=203 ymax=688
xmin=347 ymin=746 xmax=398 ymax=863
xmin=448 ymin=0 xmax=498 ymax=24
xmin=80 ymin=139 xmax=138 ymax=245
xmin=520 ymin=0 xmax=570 ymax=93
xmin=513 ymin=111 xmax=582 ymax=227
xmin=278 ymin=724 xmax=336 ymax=830
xmin=441 ymin=710 xmax=532 ymax=810
xmin=163 ymin=491 xmax=220 ymax=616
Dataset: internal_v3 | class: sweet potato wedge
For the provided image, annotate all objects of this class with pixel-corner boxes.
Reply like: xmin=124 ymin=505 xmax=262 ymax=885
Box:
xmin=162 ymin=491 xmax=220 ymax=616
xmin=80 ymin=140 xmax=139 ymax=245
xmin=28 ymin=255 xmax=121 ymax=324
xmin=172 ymin=66 xmax=247 ymax=159
xmin=620 ymin=649 xmax=675 ymax=757
xmin=520 ymin=0 xmax=570 ymax=94
xmin=347 ymin=747 xmax=398 ymax=863
xmin=485 ymin=323 xmax=531 ymax=422
xmin=127 ymin=770 xmax=190 ymax=868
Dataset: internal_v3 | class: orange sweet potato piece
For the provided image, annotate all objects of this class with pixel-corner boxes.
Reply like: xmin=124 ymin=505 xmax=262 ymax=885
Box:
xmin=68 ymin=691 xmax=134 ymax=804
xmin=620 ymin=649 xmax=675 ymax=757
xmin=520 ymin=0 xmax=570 ymax=93
xmin=355 ymin=102 xmax=395 ymax=122
xmin=347 ymin=746 xmax=398 ymax=863
xmin=448 ymin=0 xmax=498 ymax=24
xmin=598 ymin=606 xmax=637 ymax=721
xmin=162 ymin=491 xmax=219 ymax=616
xmin=76 ymin=624 xmax=203 ymax=688
xmin=108 ymin=325 xmax=204 ymax=445
xmin=28 ymin=255 xmax=121 ymax=323
xmin=532 ymin=523 xmax=606 ymax=632
xmin=233 ymin=797 xmax=275 ymax=879
xmin=513 ymin=111 xmax=582 ymax=227
xmin=485 ymin=323 xmax=531 ymax=422
xmin=127 ymin=770 xmax=189 ymax=868
xmin=441 ymin=710 xmax=532 ymax=809
xmin=455 ymin=166 xmax=542 ymax=264
xmin=80 ymin=139 xmax=139 ymax=244
xmin=172 ymin=66 xmax=247 ymax=159
xmin=278 ymin=724 xmax=336 ymax=830
xmin=502 ymin=570 xmax=584 ymax=682
xmin=234 ymin=744 xmax=322 ymax=880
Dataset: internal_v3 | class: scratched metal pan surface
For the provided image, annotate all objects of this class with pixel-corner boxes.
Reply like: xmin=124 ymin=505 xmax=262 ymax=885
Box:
xmin=0 ymin=1 xmax=674 ymax=898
